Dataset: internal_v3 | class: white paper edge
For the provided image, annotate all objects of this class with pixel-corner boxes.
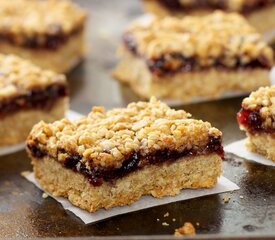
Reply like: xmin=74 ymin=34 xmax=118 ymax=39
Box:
xmin=24 ymin=172 xmax=239 ymax=224
xmin=0 ymin=110 xmax=82 ymax=156
xmin=225 ymin=139 xmax=275 ymax=167
xmin=263 ymin=29 xmax=275 ymax=43
xmin=269 ymin=66 xmax=275 ymax=85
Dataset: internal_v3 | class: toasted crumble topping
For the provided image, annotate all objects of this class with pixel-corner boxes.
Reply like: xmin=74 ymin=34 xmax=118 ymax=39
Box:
xmin=146 ymin=0 xmax=275 ymax=12
xmin=0 ymin=54 xmax=66 ymax=99
xmin=174 ymin=222 xmax=196 ymax=236
xmin=124 ymin=11 xmax=273 ymax=68
xmin=242 ymin=85 xmax=275 ymax=128
xmin=28 ymin=97 xmax=222 ymax=169
xmin=0 ymin=0 xmax=86 ymax=37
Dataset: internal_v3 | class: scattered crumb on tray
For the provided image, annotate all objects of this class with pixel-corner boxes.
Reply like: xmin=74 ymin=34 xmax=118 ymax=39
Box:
xmin=162 ymin=222 xmax=169 ymax=226
xmin=224 ymin=155 xmax=242 ymax=167
xmin=223 ymin=194 xmax=231 ymax=203
xmin=174 ymin=222 xmax=196 ymax=236
xmin=157 ymin=218 xmax=160 ymax=222
xmin=42 ymin=192 xmax=49 ymax=199
xmin=172 ymin=218 xmax=176 ymax=222
xmin=196 ymin=222 xmax=200 ymax=226
xmin=20 ymin=171 xmax=31 ymax=177
xmin=240 ymin=195 xmax=244 ymax=199
xmin=164 ymin=212 xmax=169 ymax=217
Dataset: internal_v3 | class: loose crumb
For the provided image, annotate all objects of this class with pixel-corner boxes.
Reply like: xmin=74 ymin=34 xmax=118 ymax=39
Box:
xmin=21 ymin=171 xmax=31 ymax=177
xmin=42 ymin=192 xmax=49 ymax=199
xmin=196 ymin=222 xmax=200 ymax=226
xmin=164 ymin=212 xmax=169 ymax=217
xmin=172 ymin=218 xmax=176 ymax=222
xmin=223 ymin=194 xmax=231 ymax=203
xmin=240 ymin=195 xmax=244 ymax=199
xmin=162 ymin=222 xmax=169 ymax=226
xmin=174 ymin=222 xmax=196 ymax=236
xmin=157 ymin=218 xmax=160 ymax=222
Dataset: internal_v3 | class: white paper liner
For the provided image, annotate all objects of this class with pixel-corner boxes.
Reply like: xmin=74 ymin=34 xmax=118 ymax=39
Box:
xmin=24 ymin=172 xmax=239 ymax=224
xmin=263 ymin=29 xmax=275 ymax=43
xmin=269 ymin=66 xmax=275 ymax=85
xmin=0 ymin=110 xmax=82 ymax=156
xmin=225 ymin=139 xmax=275 ymax=167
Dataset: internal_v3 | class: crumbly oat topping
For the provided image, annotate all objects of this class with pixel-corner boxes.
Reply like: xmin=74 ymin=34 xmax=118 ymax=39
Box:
xmin=28 ymin=97 xmax=222 ymax=169
xmin=0 ymin=54 xmax=66 ymax=99
xmin=148 ymin=0 xmax=275 ymax=12
xmin=0 ymin=0 xmax=86 ymax=37
xmin=174 ymin=222 xmax=196 ymax=236
xmin=242 ymin=85 xmax=275 ymax=128
xmin=125 ymin=11 xmax=273 ymax=68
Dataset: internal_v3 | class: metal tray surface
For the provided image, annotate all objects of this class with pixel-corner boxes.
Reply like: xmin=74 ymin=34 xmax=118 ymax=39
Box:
xmin=0 ymin=0 xmax=274 ymax=239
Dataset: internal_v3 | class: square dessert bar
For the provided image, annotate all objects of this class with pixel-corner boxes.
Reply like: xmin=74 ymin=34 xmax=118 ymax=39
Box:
xmin=237 ymin=86 xmax=275 ymax=162
xmin=143 ymin=0 xmax=275 ymax=39
xmin=26 ymin=97 xmax=224 ymax=212
xmin=0 ymin=54 xmax=68 ymax=146
xmin=113 ymin=11 xmax=273 ymax=102
xmin=0 ymin=0 xmax=87 ymax=73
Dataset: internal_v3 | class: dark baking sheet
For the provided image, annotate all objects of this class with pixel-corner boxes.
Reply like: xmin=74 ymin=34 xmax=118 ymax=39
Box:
xmin=0 ymin=0 xmax=274 ymax=238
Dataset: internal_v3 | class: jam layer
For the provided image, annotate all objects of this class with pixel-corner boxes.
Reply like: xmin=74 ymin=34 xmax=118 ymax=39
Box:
xmin=0 ymin=25 xmax=83 ymax=51
xmin=237 ymin=107 xmax=267 ymax=133
xmin=0 ymin=83 xmax=68 ymax=118
xmin=157 ymin=0 xmax=275 ymax=14
xmin=27 ymin=136 xmax=224 ymax=187
xmin=123 ymin=34 xmax=271 ymax=76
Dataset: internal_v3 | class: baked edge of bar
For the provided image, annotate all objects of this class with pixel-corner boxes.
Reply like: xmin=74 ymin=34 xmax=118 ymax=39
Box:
xmin=113 ymin=52 xmax=270 ymax=100
xmin=0 ymin=97 xmax=68 ymax=146
xmin=31 ymin=153 xmax=222 ymax=212
xmin=246 ymin=133 xmax=275 ymax=162
xmin=0 ymin=30 xmax=86 ymax=73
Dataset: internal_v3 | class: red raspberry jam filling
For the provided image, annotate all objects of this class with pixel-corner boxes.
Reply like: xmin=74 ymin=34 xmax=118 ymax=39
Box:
xmin=27 ymin=136 xmax=224 ymax=187
xmin=0 ymin=83 xmax=68 ymax=118
xmin=123 ymin=33 xmax=271 ymax=76
xmin=0 ymin=25 xmax=83 ymax=51
xmin=237 ymin=107 xmax=263 ymax=133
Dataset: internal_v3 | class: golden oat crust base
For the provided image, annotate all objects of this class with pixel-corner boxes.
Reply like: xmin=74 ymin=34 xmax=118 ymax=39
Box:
xmin=0 ymin=31 xmax=86 ymax=73
xmin=32 ymin=153 xmax=222 ymax=212
xmin=0 ymin=98 xmax=68 ymax=146
xmin=113 ymin=51 xmax=270 ymax=101
xmin=246 ymin=133 xmax=275 ymax=162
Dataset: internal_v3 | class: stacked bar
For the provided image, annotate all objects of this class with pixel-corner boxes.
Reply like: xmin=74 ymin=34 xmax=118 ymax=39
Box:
xmin=26 ymin=97 xmax=223 ymax=212
xmin=237 ymin=86 xmax=275 ymax=162
xmin=0 ymin=54 xmax=68 ymax=146
xmin=113 ymin=11 xmax=273 ymax=102
xmin=0 ymin=0 xmax=87 ymax=73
